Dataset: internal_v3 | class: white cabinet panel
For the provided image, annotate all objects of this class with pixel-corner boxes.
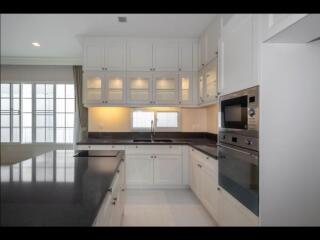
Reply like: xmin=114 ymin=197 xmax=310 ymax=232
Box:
xmin=153 ymin=40 xmax=179 ymax=71
xmin=198 ymin=34 xmax=206 ymax=69
xmin=154 ymin=155 xmax=182 ymax=185
xmin=126 ymin=155 xmax=153 ymax=185
xmin=106 ymin=72 xmax=126 ymax=104
xmin=127 ymin=40 xmax=153 ymax=71
xmin=221 ymin=14 xmax=254 ymax=95
xmin=179 ymin=72 xmax=193 ymax=105
xmin=179 ymin=40 xmax=193 ymax=71
xmin=201 ymin=165 xmax=218 ymax=220
xmin=205 ymin=19 xmax=220 ymax=64
xmin=217 ymin=187 xmax=258 ymax=226
xmin=83 ymin=39 xmax=104 ymax=71
xmin=153 ymin=72 xmax=179 ymax=104
xmin=198 ymin=68 xmax=205 ymax=104
xmin=105 ymin=39 xmax=126 ymax=71
xmin=83 ymin=71 xmax=105 ymax=105
xmin=204 ymin=58 xmax=218 ymax=102
xmin=127 ymin=72 xmax=153 ymax=104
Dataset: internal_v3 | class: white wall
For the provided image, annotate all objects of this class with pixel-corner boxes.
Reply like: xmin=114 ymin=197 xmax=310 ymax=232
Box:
xmin=260 ymin=43 xmax=320 ymax=226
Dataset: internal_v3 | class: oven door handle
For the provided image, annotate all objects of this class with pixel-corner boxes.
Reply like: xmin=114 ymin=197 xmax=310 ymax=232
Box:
xmin=218 ymin=144 xmax=258 ymax=159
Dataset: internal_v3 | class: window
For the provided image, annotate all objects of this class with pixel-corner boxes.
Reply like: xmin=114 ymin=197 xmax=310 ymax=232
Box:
xmin=132 ymin=109 xmax=180 ymax=131
xmin=0 ymin=83 xmax=74 ymax=144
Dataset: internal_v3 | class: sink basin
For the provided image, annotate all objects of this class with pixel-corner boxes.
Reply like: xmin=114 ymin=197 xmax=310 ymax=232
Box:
xmin=153 ymin=139 xmax=173 ymax=143
xmin=133 ymin=139 xmax=152 ymax=142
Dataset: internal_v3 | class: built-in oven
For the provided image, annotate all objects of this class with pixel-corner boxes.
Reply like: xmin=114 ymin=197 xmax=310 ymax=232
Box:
xmin=218 ymin=141 xmax=259 ymax=216
xmin=220 ymin=86 xmax=259 ymax=137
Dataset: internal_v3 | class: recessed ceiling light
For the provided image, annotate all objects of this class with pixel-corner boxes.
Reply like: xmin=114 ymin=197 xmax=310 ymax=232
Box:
xmin=118 ymin=16 xmax=127 ymax=23
xmin=32 ymin=42 xmax=40 ymax=47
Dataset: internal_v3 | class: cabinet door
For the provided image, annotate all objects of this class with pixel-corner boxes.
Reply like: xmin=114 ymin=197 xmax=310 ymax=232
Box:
xmin=205 ymin=19 xmax=220 ymax=64
xmin=83 ymin=38 xmax=105 ymax=71
xmin=198 ymin=34 xmax=206 ymax=70
xmin=217 ymin=187 xmax=258 ymax=226
xmin=198 ymin=69 xmax=205 ymax=104
xmin=83 ymin=71 xmax=106 ymax=105
xmin=153 ymin=40 xmax=179 ymax=71
xmin=153 ymin=72 xmax=179 ymax=104
xmin=204 ymin=58 xmax=218 ymax=103
xmin=179 ymin=40 xmax=193 ymax=71
xmin=106 ymin=72 xmax=126 ymax=104
xmin=125 ymin=155 xmax=153 ymax=185
xmin=154 ymin=155 xmax=182 ymax=185
xmin=221 ymin=14 xmax=254 ymax=95
xmin=179 ymin=72 xmax=193 ymax=105
xmin=191 ymin=160 xmax=201 ymax=198
xmin=200 ymin=165 xmax=219 ymax=220
xmin=127 ymin=40 xmax=153 ymax=71
xmin=127 ymin=72 xmax=153 ymax=104
xmin=105 ymin=39 xmax=126 ymax=71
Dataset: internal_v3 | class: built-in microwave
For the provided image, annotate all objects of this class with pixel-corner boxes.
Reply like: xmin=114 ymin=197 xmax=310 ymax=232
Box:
xmin=219 ymin=86 xmax=259 ymax=137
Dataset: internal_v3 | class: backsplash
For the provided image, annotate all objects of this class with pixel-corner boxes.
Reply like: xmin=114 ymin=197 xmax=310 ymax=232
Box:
xmin=88 ymin=105 xmax=218 ymax=134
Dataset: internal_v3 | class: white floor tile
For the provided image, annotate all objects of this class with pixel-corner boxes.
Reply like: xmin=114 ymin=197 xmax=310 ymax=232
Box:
xmin=122 ymin=189 xmax=217 ymax=226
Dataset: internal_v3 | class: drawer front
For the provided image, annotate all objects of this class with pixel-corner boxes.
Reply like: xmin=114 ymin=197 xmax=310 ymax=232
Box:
xmin=76 ymin=145 xmax=126 ymax=150
xmin=191 ymin=147 xmax=218 ymax=173
xmin=126 ymin=145 xmax=182 ymax=155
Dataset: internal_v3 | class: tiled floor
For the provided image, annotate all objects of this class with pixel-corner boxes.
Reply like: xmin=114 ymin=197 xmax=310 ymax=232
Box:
xmin=121 ymin=189 xmax=217 ymax=226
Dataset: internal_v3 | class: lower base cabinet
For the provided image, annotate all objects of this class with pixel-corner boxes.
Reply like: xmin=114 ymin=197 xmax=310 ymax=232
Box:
xmin=217 ymin=187 xmax=259 ymax=226
xmin=154 ymin=155 xmax=182 ymax=185
xmin=125 ymin=155 xmax=154 ymax=185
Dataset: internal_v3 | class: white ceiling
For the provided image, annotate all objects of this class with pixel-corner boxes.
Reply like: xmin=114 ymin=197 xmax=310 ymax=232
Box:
xmin=1 ymin=14 xmax=216 ymax=59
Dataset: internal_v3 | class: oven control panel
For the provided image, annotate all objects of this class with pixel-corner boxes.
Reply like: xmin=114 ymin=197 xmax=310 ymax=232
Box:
xmin=219 ymin=133 xmax=259 ymax=151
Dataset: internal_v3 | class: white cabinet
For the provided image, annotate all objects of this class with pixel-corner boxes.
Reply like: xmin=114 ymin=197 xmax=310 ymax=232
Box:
xmin=179 ymin=40 xmax=193 ymax=71
xmin=153 ymin=40 xmax=179 ymax=71
xmin=154 ymin=155 xmax=182 ymax=185
xmin=125 ymin=154 xmax=153 ymax=185
xmin=127 ymin=39 xmax=153 ymax=71
xmin=198 ymin=34 xmax=206 ymax=70
xmin=217 ymin=187 xmax=259 ymax=226
xmin=204 ymin=58 xmax=218 ymax=103
xmin=262 ymin=14 xmax=307 ymax=42
xmin=126 ymin=72 xmax=153 ymax=104
xmin=198 ymin=68 xmax=205 ymax=104
xmin=153 ymin=72 xmax=179 ymax=104
xmin=83 ymin=71 xmax=105 ymax=105
xmin=179 ymin=72 xmax=193 ymax=105
xmin=83 ymin=38 xmax=126 ymax=71
xmin=220 ymin=14 xmax=258 ymax=95
xmin=83 ymin=71 xmax=126 ymax=106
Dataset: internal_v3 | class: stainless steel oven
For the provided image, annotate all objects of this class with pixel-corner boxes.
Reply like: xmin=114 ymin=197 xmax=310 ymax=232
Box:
xmin=220 ymin=86 xmax=259 ymax=137
xmin=218 ymin=86 xmax=260 ymax=216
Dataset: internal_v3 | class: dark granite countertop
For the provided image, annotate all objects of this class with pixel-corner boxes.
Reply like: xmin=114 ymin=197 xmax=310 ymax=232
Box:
xmin=77 ymin=134 xmax=217 ymax=159
xmin=0 ymin=149 xmax=124 ymax=226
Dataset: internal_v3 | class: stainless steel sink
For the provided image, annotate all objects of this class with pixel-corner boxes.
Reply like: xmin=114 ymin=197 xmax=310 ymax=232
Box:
xmin=132 ymin=139 xmax=173 ymax=143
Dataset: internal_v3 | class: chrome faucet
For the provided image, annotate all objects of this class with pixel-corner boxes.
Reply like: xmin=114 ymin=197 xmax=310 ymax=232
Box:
xmin=151 ymin=120 xmax=155 ymax=141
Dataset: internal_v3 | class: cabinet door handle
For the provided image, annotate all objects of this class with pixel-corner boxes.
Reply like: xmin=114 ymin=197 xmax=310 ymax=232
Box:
xmin=150 ymin=68 xmax=153 ymax=71
xmin=154 ymin=155 xmax=157 ymax=158
xmin=217 ymin=187 xmax=221 ymax=191
xmin=150 ymin=101 xmax=152 ymax=104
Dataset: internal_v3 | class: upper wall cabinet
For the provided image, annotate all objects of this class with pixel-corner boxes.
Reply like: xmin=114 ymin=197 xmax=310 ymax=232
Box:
xmin=153 ymin=40 xmax=179 ymax=71
xmin=198 ymin=17 xmax=221 ymax=70
xmin=179 ymin=40 xmax=194 ymax=72
xmin=83 ymin=38 xmax=126 ymax=71
xmin=153 ymin=72 xmax=179 ymax=104
xmin=262 ymin=14 xmax=307 ymax=42
xmin=219 ymin=14 xmax=260 ymax=95
xmin=126 ymin=39 xmax=153 ymax=71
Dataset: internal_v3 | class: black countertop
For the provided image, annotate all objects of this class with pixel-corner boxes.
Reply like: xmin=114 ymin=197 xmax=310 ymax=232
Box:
xmin=0 ymin=150 xmax=124 ymax=226
xmin=77 ymin=137 xmax=218 ymax=159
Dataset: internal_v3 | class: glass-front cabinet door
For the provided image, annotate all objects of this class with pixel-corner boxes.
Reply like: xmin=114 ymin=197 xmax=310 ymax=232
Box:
xmin=83 ymin=71 xmax=105 ymax=105
xmin=198 ymin=69 xmax=205 ymax=104
xmin=127 ymin=72 xmax=153 ymax=104
xmin=205 ymin=57 xmax=218 ymax=102
xmin=106 ymin=72 xmax=126 ymax=104
xmin=179 ymin=72 xmax=193 ymax=105
xmin=153 ymin=72 xmax=179 ymax=105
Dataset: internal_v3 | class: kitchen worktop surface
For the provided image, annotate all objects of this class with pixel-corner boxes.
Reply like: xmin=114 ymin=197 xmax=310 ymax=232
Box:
xmin=0 ymin=149 xmax=124 ymax=226
xmin=77 ymin=133 xmax=218 ymax=159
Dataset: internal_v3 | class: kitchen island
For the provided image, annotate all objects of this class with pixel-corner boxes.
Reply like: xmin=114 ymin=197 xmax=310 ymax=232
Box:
xmin=0 ymin=149 xmax=124 ymax=226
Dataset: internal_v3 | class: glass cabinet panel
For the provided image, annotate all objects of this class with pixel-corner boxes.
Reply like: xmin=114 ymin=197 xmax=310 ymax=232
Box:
xmin=179 ymin=72 xmax=193 ymax=104
xmin=198 ymin=69 xmax=205 ymax=103
xmin=106 ymin=72 xmax=125 ymax=103
xmin=205 ymin=58 xmax=218 ymax=102
xmin=154 ymin=73 xmax=178 ymax=104
xmin=83 ymin=72 xmax=104 ymax=104
xmin=127 ymin=72 xmax=153 ymax=104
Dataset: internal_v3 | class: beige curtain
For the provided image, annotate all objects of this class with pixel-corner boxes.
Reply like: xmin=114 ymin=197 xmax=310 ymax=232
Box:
xmin=73 ymin=65 xmax=88 ymax=142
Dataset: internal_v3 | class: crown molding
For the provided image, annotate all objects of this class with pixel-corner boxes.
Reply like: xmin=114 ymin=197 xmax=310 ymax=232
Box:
xmin=1 ymin=56 xmax=82 ymax=65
